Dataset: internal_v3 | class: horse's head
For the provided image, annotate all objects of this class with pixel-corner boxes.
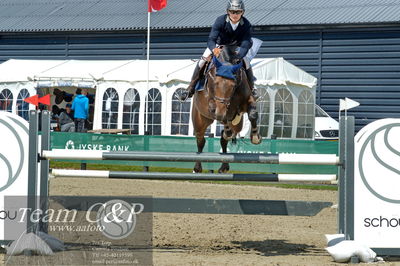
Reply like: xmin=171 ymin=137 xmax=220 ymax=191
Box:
xmin=218 ymin=45 xmax=240 ymax=64
xmin=210 ymin=56 xmax=243 ymax=122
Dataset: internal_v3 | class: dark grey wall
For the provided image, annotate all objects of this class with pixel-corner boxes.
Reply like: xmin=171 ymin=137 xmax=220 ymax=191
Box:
xmin=1 ymin=25 xmax=400 ymax=131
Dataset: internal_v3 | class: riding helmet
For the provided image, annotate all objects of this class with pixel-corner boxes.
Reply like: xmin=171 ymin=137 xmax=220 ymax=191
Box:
xmin=226 ymin=0 xmax=245 ymax=12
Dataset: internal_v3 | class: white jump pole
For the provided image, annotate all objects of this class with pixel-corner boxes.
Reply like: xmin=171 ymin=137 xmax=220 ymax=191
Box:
xmin=278 ymin=153 xmax=339 ymax=165
xmin=52 ymin=169 xmax=110 ymax=178
xmin=51 ymin=169 xmax=337 ymax=182
xmin=43 ymin=149 xmax=340 ymax=165
xmin=42 ymin=149 xmax=103 ymax=160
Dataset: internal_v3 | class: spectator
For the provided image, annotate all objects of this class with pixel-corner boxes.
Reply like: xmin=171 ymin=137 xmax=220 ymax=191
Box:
xmin=58 ymin=104 xmax=75 ymax=132
xmin=71 ymin=88 xmax=89 ymax=132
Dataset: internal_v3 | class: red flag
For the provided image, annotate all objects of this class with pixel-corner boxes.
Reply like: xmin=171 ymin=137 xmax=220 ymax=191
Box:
xmin=24 ymin=95 xmax=39 ymax=106
xmin=24 ymin=94 xmax=51 ymax=106
xmin=148 ymin=0 xmax=167 ymax=12
xmin=38 ymin=94 xmax=51 ymax=106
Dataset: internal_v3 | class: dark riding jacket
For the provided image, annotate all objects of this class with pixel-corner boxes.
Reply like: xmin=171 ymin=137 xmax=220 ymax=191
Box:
xmin=207 ymin=14 xmax=253 ymax=59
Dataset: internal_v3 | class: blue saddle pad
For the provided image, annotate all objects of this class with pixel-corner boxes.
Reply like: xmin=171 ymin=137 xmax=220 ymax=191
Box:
xmin=215 ymin=65 xmax=237 ymax=80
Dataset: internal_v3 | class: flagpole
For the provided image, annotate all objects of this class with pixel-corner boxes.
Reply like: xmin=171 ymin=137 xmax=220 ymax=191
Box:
xmin=145 ymin=0 xmax=167 ymax=134
xmin=145 ymin=10 xmax=151 ymax=134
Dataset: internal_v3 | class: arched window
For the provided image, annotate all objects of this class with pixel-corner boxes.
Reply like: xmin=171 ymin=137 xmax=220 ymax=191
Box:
xmin=171 ymin=88 xmax=190 ymax=135
xmin=257 ymin=87 xmax=270 ymax=137
xmin=122 ymin=88 xmax=140 ymax=134
xmin=146 ymin=88 xmax=162 ymax=135
xmin=0 ymin=89 xmax=13 ymax=112
xmin=102 ymin=88 xmax=119 ymax=129
xmin=296 ymin=90 xmax=314 ymax=138
xmin=273 ymin=88 xmax=293 ymax=138
xmin=17 ymin=89 xmax=30 ymax=121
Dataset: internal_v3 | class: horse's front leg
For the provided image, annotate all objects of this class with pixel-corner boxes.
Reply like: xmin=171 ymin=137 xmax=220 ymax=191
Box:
xmin=222 ymin=124 xmax=233 ymax=141
xmin=194 ymin=135 xmax=206 ymax=173
xmin=218 ymin=126 xmax=230 ymax=173
xmin=247 ymin=101 xmax=262 ymax=145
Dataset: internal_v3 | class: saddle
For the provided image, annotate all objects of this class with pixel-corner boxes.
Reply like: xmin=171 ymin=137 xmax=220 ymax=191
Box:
xmin=195 ymin=56 xmax=244 ymax=92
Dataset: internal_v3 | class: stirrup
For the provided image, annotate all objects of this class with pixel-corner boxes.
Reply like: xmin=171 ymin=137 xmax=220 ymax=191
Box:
xmin=178 ymin=91 xmax=189 ymax=102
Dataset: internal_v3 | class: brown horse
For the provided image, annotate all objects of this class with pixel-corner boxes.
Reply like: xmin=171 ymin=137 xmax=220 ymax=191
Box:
xmin=191 ymin=45 xmax=262 ymax=173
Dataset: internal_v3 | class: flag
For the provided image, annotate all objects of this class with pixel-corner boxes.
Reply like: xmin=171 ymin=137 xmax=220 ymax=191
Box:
xmin=24 ymin=94 xmax=51 ymax=106
xmin=148 ymin=0 xmax=167 ymax=12
xmin=339 ymin=97 xmax=360 ymax=111
xmin=146 ymin=0 xmax=167 ymax=132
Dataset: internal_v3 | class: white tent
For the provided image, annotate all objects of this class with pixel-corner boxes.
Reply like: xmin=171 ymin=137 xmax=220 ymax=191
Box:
xmin=0 ymin=58 xmax=317 ymax=138
xmin=0 ymin=58 xmax=316 ymax=86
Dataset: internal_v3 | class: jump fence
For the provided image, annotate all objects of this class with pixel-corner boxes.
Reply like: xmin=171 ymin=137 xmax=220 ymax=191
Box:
xmin=26 ymin=110 xmax=355 ymax=245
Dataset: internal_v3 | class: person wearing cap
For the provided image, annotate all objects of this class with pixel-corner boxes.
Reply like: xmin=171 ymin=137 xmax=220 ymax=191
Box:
xmin=178 ymin=0 xmax=260 ymax=111
xmin=71 ymin=88 xmax=89 ymax=132
xmin=58 ymin=104 xmax=75 ymax=132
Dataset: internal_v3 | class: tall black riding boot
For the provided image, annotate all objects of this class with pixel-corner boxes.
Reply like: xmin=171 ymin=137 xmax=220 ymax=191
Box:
xmin=245 ymin=66 xmax=259 ymax=101
xmin=178 ymin=63 xmax=202 ymax=101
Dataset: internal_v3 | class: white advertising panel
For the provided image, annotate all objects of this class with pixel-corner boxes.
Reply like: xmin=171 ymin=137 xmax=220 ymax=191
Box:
xmin=354 ymin=119 xmax=400 ymax=248
xmin=0 ymin=112 xmax=30 ymax=240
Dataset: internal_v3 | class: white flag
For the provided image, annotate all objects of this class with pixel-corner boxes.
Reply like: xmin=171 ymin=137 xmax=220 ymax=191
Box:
xmin=339 ymin=97 xmax=360 ymax=111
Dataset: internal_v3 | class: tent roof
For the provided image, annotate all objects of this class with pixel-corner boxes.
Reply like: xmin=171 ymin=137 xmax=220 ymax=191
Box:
xmin=0 ymin=58 xmax=317 ymax=88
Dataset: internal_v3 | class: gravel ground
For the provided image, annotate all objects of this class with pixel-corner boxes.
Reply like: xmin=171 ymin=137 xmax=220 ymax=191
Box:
xmin=3 ymin=178 xmax=400 ymax=265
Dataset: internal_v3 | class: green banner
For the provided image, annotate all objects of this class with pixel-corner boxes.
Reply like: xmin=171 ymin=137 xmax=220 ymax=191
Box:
xmin=51 ymin=132 xmax=338 ymax=174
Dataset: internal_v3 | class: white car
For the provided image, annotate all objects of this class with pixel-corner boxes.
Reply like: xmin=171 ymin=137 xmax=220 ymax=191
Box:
xmin=315 ymin=105 xmax=339 ymax=140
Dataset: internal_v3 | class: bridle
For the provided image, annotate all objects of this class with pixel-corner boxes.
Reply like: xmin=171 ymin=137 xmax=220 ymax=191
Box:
xmin=213 ymin=86 xmax=237 ymax=108
xmin=207 ymin=64 xmax=240 ymax=108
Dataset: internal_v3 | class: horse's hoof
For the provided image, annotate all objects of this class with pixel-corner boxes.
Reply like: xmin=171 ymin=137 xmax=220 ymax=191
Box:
xmin=223 ymin=130 xmax=233 ymax=140
xmin=194 ymin=166 xmax=202 ymax=173
xmin=193 ymin=161 xmax=203 ymax=173
xmin=218 ymin=163 xmax=230 ymax=173
xmin=251 ymin=133 xmax=262 ymax=145
xmin=218 ymin=167 xmax=229 ymax=173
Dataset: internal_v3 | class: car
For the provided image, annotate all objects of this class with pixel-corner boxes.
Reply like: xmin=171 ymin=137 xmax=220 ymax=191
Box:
xmin=315 ymin=105 xmax=339 ymax=140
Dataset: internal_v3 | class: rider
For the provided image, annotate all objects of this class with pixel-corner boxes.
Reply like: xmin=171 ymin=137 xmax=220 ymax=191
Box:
xmin=178 ymin=0 xmax=259 ymax=105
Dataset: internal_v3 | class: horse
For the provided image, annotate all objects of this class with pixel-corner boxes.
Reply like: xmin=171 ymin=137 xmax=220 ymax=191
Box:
xmin=191 ymin=45 xmax=262 ymax=173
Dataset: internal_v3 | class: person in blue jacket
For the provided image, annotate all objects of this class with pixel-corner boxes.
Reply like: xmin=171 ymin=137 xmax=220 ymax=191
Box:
xmin=178 ymin=0 xmax=259 ymax=105
xmin=71 ymin=88 xmax=89 ymax=132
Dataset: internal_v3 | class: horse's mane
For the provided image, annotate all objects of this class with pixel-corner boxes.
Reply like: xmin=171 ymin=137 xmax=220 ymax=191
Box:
xmin=213 ymin=45 xmax=244 ymax=85
xmin=219 ymin=45 xmax=240 ymax=65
